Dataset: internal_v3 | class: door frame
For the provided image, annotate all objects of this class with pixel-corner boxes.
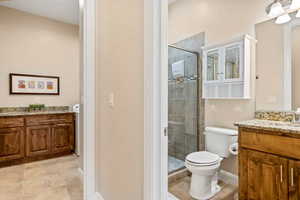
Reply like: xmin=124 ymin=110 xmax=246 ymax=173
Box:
xmin=81 ymin=0 xmax=170 ymax=199
xmin=80 ymin=0 xmax=99 ymax=199
xmin=144 ymin=0 xmax=169 ymax=200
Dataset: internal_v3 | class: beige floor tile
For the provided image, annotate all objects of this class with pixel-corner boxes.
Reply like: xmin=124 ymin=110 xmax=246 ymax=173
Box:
xmin=23 ymin=186 xmax=71 ymax=200
xmin=0 ymin=155 xmax=83 ymax=200
xmin=169 ymin=175 xmax=238 ymax=200
xmin=24 ymin=166 xmax=48 ymax=180
xmin=67 ymin=177 xmax=84 ymax=200
xmin=0 ymin=182 xmax=22 ymax=194
xmin=0 ymin=192 xmax=22 ymax=200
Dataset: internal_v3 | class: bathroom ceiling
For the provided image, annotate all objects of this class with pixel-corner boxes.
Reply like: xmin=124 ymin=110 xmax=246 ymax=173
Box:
xmin=0 ymin=0 xmax=79 ymax=25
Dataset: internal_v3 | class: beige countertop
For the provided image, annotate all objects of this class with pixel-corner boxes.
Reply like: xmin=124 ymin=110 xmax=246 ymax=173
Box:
xmin=0 ymin=110 xmax=75 ymax=117
xmin=234 ymin=119 xmax=300 ymax=135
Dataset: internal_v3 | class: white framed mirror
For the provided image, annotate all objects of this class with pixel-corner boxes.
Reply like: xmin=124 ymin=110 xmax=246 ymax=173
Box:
xmin=255 ymin=14 xmax=300 ymax=111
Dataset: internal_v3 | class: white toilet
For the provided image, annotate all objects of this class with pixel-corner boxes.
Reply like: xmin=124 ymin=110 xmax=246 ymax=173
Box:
xmin=185 ymin=127 xmax=238 ymax=200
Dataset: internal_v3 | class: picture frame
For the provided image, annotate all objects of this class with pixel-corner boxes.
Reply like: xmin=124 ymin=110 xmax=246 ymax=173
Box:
xmin=9 ymin=73 xmax=60 ymax=95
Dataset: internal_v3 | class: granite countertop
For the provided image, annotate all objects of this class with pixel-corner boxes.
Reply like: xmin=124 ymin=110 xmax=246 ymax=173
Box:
xmin=0 ymin=110 xmax=75 ymax=117
xmin=234 ymin=119 xmax=300 ymax=134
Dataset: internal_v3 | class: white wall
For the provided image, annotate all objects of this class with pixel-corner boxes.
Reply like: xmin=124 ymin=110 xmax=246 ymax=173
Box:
xmin=0 ymin=6 xmax=80 ymax=107
xmin=169 ymin=0 xmax=269 ymax=174
xmin=95 ymin=0 xmax=144 ymax=199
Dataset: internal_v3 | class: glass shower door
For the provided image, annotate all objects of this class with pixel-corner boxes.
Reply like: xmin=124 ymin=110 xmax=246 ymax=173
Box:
xmin=168 ymin=46 xmax=199 ymax=174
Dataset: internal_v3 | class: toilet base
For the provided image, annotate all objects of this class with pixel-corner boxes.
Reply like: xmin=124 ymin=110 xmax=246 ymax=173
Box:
xmin=190 ymin=185 xmax=221 ymax=200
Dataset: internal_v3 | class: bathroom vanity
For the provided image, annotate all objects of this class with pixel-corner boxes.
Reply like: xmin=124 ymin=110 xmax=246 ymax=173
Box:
xmin=236 ymin=119 xmax=300 ymax=200
xmin=0 ymin=112 xmax=75 ymax=167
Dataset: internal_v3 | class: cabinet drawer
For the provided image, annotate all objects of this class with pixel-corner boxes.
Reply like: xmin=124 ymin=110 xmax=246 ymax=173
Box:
xmin=240 ymin=129 xmax=300 ymax=160
xmin=26 ymin=114 xmax=73 ymax=126
xmin=0 ymin=117 xmax=24 ymax=128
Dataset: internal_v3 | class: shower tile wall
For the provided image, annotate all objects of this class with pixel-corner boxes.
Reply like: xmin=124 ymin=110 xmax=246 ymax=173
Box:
xmin=174 ymin=33 xmax=206 ymax=151
xmin=168 ymin=33 xmax=205 ymax=164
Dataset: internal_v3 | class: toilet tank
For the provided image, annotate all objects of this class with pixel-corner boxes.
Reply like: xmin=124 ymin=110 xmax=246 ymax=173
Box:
xmin=204 ymin=127 xmax=238 ymax=158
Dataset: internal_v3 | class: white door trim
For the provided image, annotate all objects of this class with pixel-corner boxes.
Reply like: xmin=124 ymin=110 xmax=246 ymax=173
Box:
xmin=283 ymin=22 xmax=293 ymax=110
xmin=144 ymin=0 xmax=168 ymax=200
xmin=81 ymin=0 xmax=98 ymax=199
xmin=283 ymin=19 xmax=300 ymax=110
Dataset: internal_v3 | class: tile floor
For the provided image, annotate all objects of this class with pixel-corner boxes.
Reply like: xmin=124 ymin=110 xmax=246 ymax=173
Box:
xmin=169 ymin=176 xmax=238 ymax=200
xmin=0 ymin=155 xmax=83 ymax=200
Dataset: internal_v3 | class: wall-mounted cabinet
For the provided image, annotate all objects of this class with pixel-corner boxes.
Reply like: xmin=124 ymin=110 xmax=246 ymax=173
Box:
xmin=202 ymin=35 xmax=256 ymax=99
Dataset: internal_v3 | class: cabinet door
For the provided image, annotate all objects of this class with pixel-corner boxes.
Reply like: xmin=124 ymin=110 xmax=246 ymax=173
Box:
xmin=205 ymin=49 xmax=221 ymax=82
xmin=52 ymin=124 xmax=74 ymax=153
xmin=239 ymin=149 xmax=288 ymax=200
xmin=26 ymin=126 xmax=51 ymax=157
xmin=289 ymin=160 xmax=300 ymax=200
xmin=0 ymin=127 xmax=25 ymax=162
xmin=224 ymin=42 xmax=243 ymax=82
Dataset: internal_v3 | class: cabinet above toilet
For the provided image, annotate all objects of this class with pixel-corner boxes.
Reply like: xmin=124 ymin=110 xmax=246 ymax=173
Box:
xmin=202 ymin=35 xmax=256 ymax=99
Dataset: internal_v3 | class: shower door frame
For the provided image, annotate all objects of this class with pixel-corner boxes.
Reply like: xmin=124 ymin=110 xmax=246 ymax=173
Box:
xmin=168 ymin=45 xmax=201 ymax=174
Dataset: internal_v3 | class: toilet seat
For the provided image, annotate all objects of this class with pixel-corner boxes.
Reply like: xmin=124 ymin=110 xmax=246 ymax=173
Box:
xmin=186 ymin=151 xmax=220 ymax=166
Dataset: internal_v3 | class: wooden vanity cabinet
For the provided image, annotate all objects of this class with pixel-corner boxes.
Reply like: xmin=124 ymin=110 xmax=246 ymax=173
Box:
xmin=239 ymin=128 xmax=300 ymax=200
xmin=0 ymin=117 xmax=25 ymax=163
xmin=0 ymin=113 xmax=75 ymax=167
xmin=26 ymin=125 xmax=52 ymax=157
xmin=0 ymin=127 xmax=25 ymax=162
xmin=239 ymin=148 xmax=288 ymax=200
xmin=289 ymin=160 xmax=300 ymax=200
xmin=51 ymin=123 xmax=74 ymax=154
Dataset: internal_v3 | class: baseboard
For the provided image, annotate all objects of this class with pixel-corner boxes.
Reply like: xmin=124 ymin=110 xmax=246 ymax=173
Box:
xmin=219 ymin=170 xmax=238 ymax=186
xmin=78 ymin=168 xmax=84 ymax=182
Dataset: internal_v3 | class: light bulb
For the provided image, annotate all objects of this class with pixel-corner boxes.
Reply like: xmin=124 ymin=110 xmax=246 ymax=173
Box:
xmin=268 ymin=2 xmax=285 ymax=18
xmin=297 ymin=9 xmax=300 ymax=18
xmin=291 ymin=0 xmax=300 ymax=9
xmin=275 ymin=14 xmax=292 ymax=24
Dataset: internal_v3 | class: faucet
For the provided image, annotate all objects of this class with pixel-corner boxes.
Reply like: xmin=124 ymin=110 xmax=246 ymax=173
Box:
xmin=293 ymin=109 xmax=300 ymax=124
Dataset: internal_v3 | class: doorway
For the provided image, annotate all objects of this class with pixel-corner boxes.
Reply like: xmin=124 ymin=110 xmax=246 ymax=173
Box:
xmin=0 ymin=0 xmax=97 ymax=199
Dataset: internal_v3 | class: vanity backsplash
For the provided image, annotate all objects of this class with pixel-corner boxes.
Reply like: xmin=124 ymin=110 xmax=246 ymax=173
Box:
xmin=0 ymin=106 xmax=70 ymax=113
xmin=255 ymin=110 xmax=296 ymax=122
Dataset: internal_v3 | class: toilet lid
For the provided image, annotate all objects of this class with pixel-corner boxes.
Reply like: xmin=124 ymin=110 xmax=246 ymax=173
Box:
xmin=186 ymin=151 xmax=220 ymax=165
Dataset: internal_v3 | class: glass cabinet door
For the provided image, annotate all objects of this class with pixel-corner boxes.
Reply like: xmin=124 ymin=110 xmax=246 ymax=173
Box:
xmin=224 ymin=44 xmax=241 ymax=80
xmin=206 ymin=50 xmax=220 ymax=81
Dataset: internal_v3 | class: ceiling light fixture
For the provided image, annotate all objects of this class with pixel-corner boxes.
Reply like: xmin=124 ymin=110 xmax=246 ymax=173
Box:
xmin=276 ymin=13 xmax=292 ymax=24
xmin=290 ymin=0 xmax=300 ymax=9
xmin=266 ymin=0 xmax=299 ymax=24
xmin=268 ymin=2 xmax=285 ymax=17
xmin=297 ymin=9 xmax=300 ymax=17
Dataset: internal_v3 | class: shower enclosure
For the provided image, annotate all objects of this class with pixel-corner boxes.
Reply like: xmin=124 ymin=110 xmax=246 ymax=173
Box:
xmin=168 ymin=45 xmax=200 ymax=174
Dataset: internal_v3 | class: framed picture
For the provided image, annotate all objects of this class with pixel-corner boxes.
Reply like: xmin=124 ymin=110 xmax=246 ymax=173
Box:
xmin=9 ymin=73 xmax=60 ymax=95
